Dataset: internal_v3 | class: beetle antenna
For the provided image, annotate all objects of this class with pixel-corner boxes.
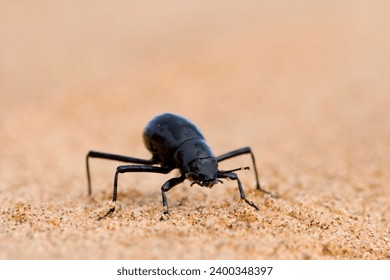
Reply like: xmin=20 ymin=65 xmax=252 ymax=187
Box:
xmin=219 ymin=166 xmax=250 ymax=174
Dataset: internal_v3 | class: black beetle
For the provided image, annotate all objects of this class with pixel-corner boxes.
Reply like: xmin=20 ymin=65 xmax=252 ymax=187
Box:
xmin=86 ymin=113 xmax=275 ymax=218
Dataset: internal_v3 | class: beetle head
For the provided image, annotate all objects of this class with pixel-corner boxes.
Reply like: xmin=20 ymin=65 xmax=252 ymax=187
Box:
xmin=186 ymin=157 xmax=221 ymax=187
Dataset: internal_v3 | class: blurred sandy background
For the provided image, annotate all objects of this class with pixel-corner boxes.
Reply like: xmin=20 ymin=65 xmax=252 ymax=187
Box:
xmin=1 ymin=0 xmax=389 ymax=259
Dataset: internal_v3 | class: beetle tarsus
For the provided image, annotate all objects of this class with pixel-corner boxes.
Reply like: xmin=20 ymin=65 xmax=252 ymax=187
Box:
xmin=160 ymin=209 xmax=169 ymax=221
xmin=243 ymin=199 xmax=260 ymax=211
xmin=256 ymin=185 xmax=279 ymax=198
xmin=98 ymin=207 xmax=116 ymax=220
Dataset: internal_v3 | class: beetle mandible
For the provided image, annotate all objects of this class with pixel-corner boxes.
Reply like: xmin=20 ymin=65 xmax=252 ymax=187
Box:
xmin=86 ymin=113 xmax=276 ymax=219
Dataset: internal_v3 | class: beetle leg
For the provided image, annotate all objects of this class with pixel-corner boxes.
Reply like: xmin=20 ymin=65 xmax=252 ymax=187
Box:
xmin=216 ymin=147 xmax=260 ymax=186
xmin=98 ymin=164 xmax=172 ymax=220
xmin=218 ymin=172 xmax=260 ymax=211
xmin=86 ymin=150 xmax=157 ymax=196
xmin=97 ymin=206 xmax=115 ymax=221
xmin=216 ymin=147 xmax=278 ymax=198
xmin=161 ymin=175 xmax=186 ymax=215
xmin=113 ymin=165 xmax=172 ymax=201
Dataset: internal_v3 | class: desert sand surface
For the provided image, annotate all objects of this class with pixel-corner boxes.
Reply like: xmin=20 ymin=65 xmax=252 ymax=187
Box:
xmin=0 ymin=1 xmax=389 ymax=259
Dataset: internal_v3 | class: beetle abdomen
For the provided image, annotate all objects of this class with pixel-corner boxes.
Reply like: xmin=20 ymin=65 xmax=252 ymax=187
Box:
xmin=143 ymin=113 xmax=205 ymax=167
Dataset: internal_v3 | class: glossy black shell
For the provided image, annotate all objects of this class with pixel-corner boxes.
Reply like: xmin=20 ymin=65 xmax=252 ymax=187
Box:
xmin=143 ymin=113 xmax=214 ymax=170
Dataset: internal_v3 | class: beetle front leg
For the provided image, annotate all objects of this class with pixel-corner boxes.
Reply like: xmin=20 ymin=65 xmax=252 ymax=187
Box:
xmin=160 ymin=176 xmax=185 ymax=216
xmin=218 ymin=172 xmax=260 ymax=211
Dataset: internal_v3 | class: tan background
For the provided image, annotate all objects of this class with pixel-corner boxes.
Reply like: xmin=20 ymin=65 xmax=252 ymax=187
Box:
xmin=1 ymin=1 xmax=389 ymax=259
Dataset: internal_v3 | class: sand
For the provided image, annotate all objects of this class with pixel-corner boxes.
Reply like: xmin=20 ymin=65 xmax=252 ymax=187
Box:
xmin=0 ymin=1 xmax=389 ymax=259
